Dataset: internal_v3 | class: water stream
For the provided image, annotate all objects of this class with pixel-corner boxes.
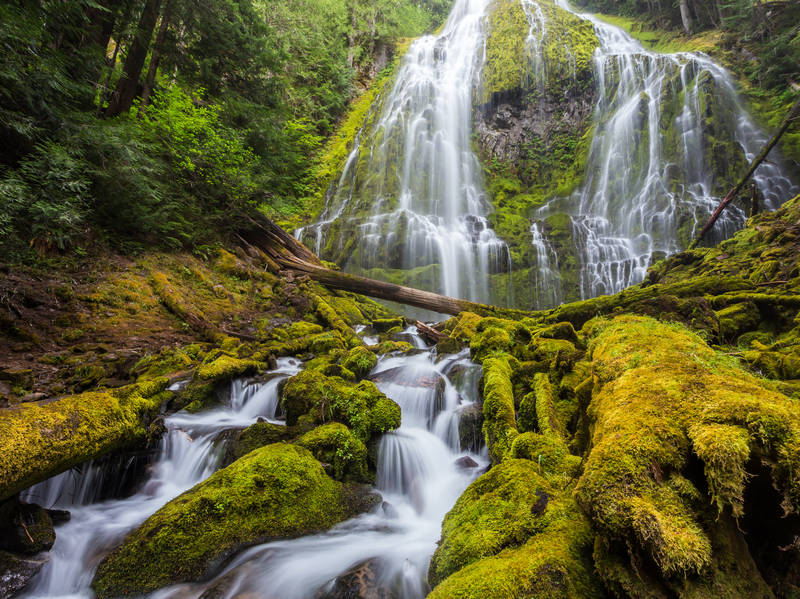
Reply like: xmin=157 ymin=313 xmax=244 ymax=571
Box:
xmin=19 ymin=335 xmax=486 ymax=599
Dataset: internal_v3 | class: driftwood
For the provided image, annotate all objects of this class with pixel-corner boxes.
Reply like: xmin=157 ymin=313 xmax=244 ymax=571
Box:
xmin=690 ymin=91 xmax=800 ymax=249
xmin=238 ymin=216 xmax=528 ymax=319
xmin=415 ymin=320 xmax=446 ymax=343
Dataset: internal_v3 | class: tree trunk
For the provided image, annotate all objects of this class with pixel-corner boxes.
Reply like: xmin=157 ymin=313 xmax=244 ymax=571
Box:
xmin=236 ymin=217 xmax=529 ymax=320
xmin=690 ymin=93 xmax=800 ymax=248
xmin=106 ymin=0 xmax=163 ymax=117
xmin=679 ymin=0 xmax=693 ymax=34
xmin=139 ymin=0 xmax=172 ymax=111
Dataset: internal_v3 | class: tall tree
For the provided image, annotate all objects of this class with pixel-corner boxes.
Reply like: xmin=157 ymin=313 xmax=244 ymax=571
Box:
xmin=106 ymin=0 xmax=163 ymax=117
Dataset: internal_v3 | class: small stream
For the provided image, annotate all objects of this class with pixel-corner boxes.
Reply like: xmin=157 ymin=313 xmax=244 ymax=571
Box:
xmin=18 ymin=328 xmax=486 ymax=599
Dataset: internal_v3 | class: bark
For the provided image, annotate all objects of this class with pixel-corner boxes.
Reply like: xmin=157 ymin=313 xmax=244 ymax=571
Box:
xmin=679 ymin=0 xmax=693 ymax=34
xmin=106 ymin=0 xmax=163 ymax=117
xmin=690 ymin=93 xmax=800 ymax=249
xmin=139 ymin=0 xmax=173 ymax=111
xmin=237 ymin=217 xmax=529 ymax=319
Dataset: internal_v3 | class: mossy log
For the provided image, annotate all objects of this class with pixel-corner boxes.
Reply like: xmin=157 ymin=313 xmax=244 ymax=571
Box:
xmin=0 ymin=379 xmax=168 ymax=501
xmin=238 ymin=217 xmax=529 ymax=319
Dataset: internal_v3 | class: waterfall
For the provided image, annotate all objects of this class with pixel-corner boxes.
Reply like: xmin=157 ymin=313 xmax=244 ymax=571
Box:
xmin=17 ymin=359 xmax=302 ymax=599
xmin=298 ymin=0 xmax=510 ymax=303
xmin=533 ymin=0 xmax=798 ymax=300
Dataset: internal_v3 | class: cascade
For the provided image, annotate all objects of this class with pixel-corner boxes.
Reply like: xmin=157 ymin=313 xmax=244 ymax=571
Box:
xmin=17 ymin=337 xmax=485 ymax=599
xmin=297 ymin=0 xmax=510 ymax=303
xmin=531 ymin=0 xmax=798 ymax=300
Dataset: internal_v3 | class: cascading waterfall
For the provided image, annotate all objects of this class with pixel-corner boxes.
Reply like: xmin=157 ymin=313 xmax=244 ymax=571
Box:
xmin=17 ymin=358 xmax=302 ymax=599
xmin=149 ymin=338 xmax=487 ymax=599
xmin=298 ymin=0 xmax=509 ymax=302
xmin=17 ymin=337 xmax=485 ymax=599
xmin=533 ymin=0 xmax=798 ymax=300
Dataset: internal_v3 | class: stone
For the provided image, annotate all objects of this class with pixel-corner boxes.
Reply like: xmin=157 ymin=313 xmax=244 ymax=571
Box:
xmin=455 ymin=456 xmax=479 ymax=470
xmin=317 ymin=559 xmax=393 ymax=599
xmin=0 ymin=550 xmax=48 ymax=599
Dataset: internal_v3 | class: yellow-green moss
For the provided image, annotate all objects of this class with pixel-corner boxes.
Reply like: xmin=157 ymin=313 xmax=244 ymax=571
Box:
xmin=575 ymin=315 xmax=800 ymax=579
xmin=195 ymin=355 xmax=262 ymax=383
xmin=341 ymin=346 xmax=378 ymax=379
xmin=429 ymin=459 xmax=553 ymax=585
xmin=0 ymin=379 xmax=167 ymax=500
xmin=296 ymin=422 xmax=371 ymax=483
xmin=281 ymin=370 xmax=400 ymax=443
xmin=429 ymin=494 xmax=604 ymax=599
xmin=481 ymin=354 xmax=519 ymax=463
xmin=91 ymin=444 xmax=374 ymax=598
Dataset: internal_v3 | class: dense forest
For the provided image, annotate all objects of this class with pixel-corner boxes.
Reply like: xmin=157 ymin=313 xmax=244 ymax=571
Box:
xmin=3 ymin=0 xmax=800 ymax=598
xmin=0 ymin=0 xmax=450 ymax=259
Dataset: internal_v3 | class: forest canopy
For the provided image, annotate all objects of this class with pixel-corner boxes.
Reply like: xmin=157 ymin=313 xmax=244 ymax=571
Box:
xmin=0 ymin=0 xmax=451 ymax=259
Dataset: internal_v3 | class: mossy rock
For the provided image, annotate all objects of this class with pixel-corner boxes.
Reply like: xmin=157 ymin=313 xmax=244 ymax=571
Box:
xmin=481 ymin=354 xmax=519 ymax=463
xmin=281 ymin=370 xmax=401 ymax=443
xmin=91 ymin=444 xmax=378 ymax=598
xmin=429 ymin=459 xmax=553 ymax=586
xmin=296 ymin=422 xmax=371 ymax=483
xmin=221 ymin=422 xmax=292 ymax=466
xmin=429 ymin=494 xmax=603 ymax=598
xmin=0 ymin=379 xmax=167 ymax=501
xmin=715 ymin=300 xmax=760 ymax=341
xmin=341 ymin=346 xmax=378 ymax=379
xmin=575 ymin=315 xmax=800 ymax=580
xmin=196 ymin=355 xmax=262 ymax=383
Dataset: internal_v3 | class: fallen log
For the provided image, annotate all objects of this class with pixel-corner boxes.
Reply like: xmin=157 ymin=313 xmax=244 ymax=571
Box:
xmin=415 ymin=320 xmax=446 ymax=343
xmin=238 ymin=217 xmax=529 ymax=320
xmin=690 ymin=90 xmax=800 ymax=249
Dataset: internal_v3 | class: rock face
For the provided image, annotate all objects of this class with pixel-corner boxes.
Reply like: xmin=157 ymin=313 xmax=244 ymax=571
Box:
xmin=318 ymin=559 xmax=393 ymax=599
xmin=91 ymin=443 xmax=381 ymax=598
xmin=474 ymin=0 xmax=599 ymax=309
xmin=0 ymin=499 xmax=55 ymax=555
xmin=0 ymin=551 xmax=48 ymax=599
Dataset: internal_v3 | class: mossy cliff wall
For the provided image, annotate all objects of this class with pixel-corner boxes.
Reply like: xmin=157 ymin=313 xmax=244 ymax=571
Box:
xmin=476 ymin=0 xmax=599 ymax=309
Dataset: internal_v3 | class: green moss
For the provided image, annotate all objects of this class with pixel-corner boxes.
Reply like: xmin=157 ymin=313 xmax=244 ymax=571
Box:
xmin=223 ymin=422 xmax=291 ymax=465
xmin=0 ymin=379 xmax=167 ymax=501
xmin=481 ymin=354 xmax=519 ymax=463
xmin=91 ymin=444 xmax=375 ymax=598
xmin=429 ymin=459 xmax=553 ymax=585
xmin=287 ymin=321 xmax=324 ymax=338
xmin=296 ymin=422 xmax=371 ymax=483
xmin=715 ymin=300 xmax=760 ymax=342
xmin=575 ymin=315 xmax=800 ymax=579
xmin=281 ymin=370 xmax=400 ymax=443
xmin=429 ymin=494 xmax=603 ymax=599
xmin=196 ymin=355 xmax=262 ymax=383
xmin=341 ymin=346 xmax=378 ymax=379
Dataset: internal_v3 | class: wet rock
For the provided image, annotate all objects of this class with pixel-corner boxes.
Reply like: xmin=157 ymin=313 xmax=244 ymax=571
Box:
xmin=21 ymin=393 xmax=46 ymax=403
xmin=381 ymin=502 xmax=399 ymax=519
xmin=457 ymin=403 xmax=484 ymax=453
xmin=45 ymin=509 xmax=70 ymax=524
xmin=0 ymin=500 xmax=55 ymax=555
xmin=317 ymin=559 xmax=393 ymax=599
xmin=454 ymin=456 xmax=479 ymax=470
xmin=0 ymin=550 xmax=48 ymax=599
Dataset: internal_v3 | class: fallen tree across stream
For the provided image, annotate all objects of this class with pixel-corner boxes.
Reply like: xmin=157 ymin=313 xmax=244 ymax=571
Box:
xmin=237 ymin=216 xmax=530 ymax=320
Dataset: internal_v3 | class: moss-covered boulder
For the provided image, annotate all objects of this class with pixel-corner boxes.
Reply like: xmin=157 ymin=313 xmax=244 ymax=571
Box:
xmin=220 ymin=421 xmax=292 ymax=466
xmin=429 ymin=493 xmax=603 ymax=598
xmin=341 ymin=346 xmax=378 ymax=379
xmin=481 ymin=354 xmax=519 ymax=463
xmin=576 ymin=315 xmax=800 ymax=584
xmin=429 ymin=459 xmax=554 ymax=585
xmin=296 ymin=422 xmax=371 ymax=483
xmin=91 ymin=443 xmax=379 ymax=598
xmin=281 ymin=370 xmax=400 ymax=443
